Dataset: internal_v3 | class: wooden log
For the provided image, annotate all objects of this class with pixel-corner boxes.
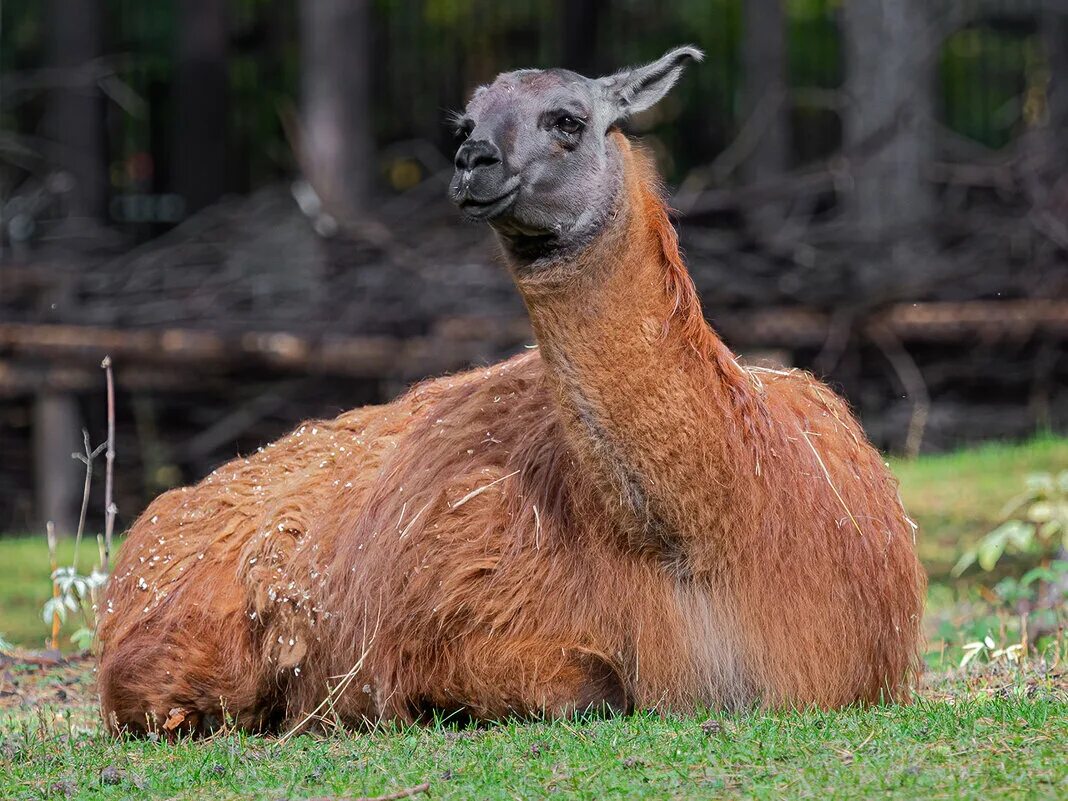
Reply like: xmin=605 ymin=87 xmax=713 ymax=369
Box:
xmin=1 ymin=300 xmax=1066 ymax=394
xmin=0 ymin=324 xmax=403 ymax=378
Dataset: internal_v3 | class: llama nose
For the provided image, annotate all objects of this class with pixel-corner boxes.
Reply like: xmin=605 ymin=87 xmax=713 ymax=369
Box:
xmin=455 ymin=139 xmax=502 ymax=171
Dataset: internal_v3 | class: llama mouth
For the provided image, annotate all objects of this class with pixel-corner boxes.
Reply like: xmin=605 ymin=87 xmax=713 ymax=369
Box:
xmin=459 ymin=186 xmax=519 ymax=220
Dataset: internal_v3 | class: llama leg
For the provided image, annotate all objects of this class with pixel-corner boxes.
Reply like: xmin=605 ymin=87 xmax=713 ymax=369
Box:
xmin=542 ymin=651 xmax=631 ymax=718
xmin=398 ymin=640 xmax=631 ymax=723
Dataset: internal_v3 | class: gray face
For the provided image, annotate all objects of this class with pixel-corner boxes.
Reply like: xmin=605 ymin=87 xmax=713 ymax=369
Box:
xmin=448 ymin=46 xmax=703 ymax=263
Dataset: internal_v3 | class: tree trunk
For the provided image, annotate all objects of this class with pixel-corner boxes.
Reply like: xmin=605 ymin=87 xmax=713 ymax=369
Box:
xmin=560 ymin=0 xmax=606 ymax=76
xmin=33 ymin=393 xmax=83 ymax=536
xmin=41 ymin=0 xmax=107 ymax=222
xmin=741 ymin=0 xmax=789 ymax=185
xmin=740 ymin=0 xmax=790 ymax=235
xmin=174 ymin=0 xmax=229 ymax=214
xmin=842 ymin=0 xmax=934 ymax=241
xmin=1044 ymin=5 xmax=1068 ymax=172
xmin=299 ymin=0 xmax=373 ymax=218
xmin=841 ymin=0 xmax=935 ymax=297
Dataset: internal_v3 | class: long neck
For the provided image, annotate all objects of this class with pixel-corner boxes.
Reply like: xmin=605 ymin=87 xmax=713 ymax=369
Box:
xmin=510 ymin=136 xmax=761 ymax=572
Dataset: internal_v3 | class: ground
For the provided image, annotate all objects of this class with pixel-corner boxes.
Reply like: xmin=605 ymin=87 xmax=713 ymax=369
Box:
xmin=1 ymin=436 xmax=1066 ymax=800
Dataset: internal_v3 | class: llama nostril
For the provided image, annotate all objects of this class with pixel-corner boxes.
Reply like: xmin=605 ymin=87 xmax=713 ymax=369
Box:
xmin=455 ymin=139 xmax=502 ymax=171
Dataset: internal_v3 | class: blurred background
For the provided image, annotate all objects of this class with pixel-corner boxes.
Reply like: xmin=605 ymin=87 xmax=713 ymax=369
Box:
xmin=0 ymin=0 xmax=1066 ymax=539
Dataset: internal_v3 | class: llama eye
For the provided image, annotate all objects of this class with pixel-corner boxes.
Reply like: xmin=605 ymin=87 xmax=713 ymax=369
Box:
xmin=554 ymin=115 xmax=584 ymax=135
xmin=455 ymin=120 xmax=474 ymax=141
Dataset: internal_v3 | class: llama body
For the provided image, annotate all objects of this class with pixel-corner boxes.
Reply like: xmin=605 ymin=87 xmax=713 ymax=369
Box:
xmin=98 ymin=49 xmax=925 ymax=733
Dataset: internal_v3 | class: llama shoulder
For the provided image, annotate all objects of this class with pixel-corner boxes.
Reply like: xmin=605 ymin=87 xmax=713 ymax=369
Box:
xmin=744 ymin=365 xmax=866 ymax=440
xmin=741 ymin=364 xmax=890 ymax=492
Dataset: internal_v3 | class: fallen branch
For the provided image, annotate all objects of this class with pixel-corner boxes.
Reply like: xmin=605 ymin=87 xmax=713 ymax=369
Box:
xmin=302 ymin=783 xmax=430 ymax=801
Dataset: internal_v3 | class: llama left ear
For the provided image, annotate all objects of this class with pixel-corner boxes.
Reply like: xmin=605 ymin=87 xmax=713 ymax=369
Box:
xmin=598 ymin=45 xmax=704 ymax=122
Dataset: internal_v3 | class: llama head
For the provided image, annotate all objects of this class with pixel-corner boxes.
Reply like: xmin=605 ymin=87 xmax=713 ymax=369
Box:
xmin=449 ymin=45 xmax=703 ymax=263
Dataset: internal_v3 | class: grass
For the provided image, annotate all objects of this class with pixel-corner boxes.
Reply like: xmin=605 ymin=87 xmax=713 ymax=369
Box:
xmin=889 ymin=433 xmax=1068 ymax=573
xmin=0 ymin=536 xmax=98 ymax=651
xmin=2 ymin=685 xmax=1065 ymax=800
xmin=1 ymin=435 xmax=1066 ymax=799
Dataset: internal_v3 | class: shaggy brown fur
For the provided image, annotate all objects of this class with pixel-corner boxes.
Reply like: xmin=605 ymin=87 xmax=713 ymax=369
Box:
xmin=97 ymin=135 xmax=925 ymax=735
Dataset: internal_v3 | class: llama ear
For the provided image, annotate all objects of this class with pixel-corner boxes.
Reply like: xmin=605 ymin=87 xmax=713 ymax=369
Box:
xmin=598 ymin=45 xmax=704 ymax=122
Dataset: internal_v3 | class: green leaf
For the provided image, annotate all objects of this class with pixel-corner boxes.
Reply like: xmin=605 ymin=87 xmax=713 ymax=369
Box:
xmin=1003 ymin=520 xmax=1035 ymax=549
xmin=1027 ymin=502 xmax=1053 ymax=522
xmin=41 ymin=597 xmax=67 ymax=624
xmin=977 ymin=536 xmax=1007 ymax=571
xmin=951 ymin=550 xmax=977 ymax=577
xmin=976 ymin=525 xmax=1012 ymax=571
xmin=70 ymin=627 xmax=94 ymax=652
xmin=960 ymin=642 xmax=985 ymax=668
xmin=1040 ymin=519 xmax=1062 ymax=542
xmin=1025 ymin=473 xmax=1055 ymax=496
xmin=1055 ymin=471 xmax=1068 ymax=493
xmin=998 ymin=489 xmax=1036 ymax=520
xmin=1020 ymin=566 xmax=1051 ymax=586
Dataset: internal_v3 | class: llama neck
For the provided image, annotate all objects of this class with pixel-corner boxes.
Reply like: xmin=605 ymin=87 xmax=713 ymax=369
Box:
xmin=510 ymin=139 xmax=758 ymax=569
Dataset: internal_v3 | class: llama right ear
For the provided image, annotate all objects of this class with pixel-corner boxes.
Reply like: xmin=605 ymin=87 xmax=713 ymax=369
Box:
xmin=598 ymin=45 xmax=704 ymax=123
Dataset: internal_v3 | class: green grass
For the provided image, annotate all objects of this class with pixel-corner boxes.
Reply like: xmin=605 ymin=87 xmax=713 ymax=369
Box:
xmin=3 ymin=679 xmax=1065 ymax=800
xmin=1 ymin=435 xmax=1066 ymax=799
xmin=889 ymin=433 xmax=1068 ymax=573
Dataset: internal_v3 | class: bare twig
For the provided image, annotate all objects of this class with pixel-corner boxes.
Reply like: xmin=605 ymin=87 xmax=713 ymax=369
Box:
xmin=278 ymin=102 xmax=426 ymax=272
xmin=176 ymin=380 xmax=301 ymax=462
xmin=813 ymin=309 xmax=855 ymax=377
xmin=674 ymin=87 xmax=787 ymax=214
xmin=868 ymin=322 xmax=930 ymax=459
xmin=71 ymin=430 xmax=105 ymax=574
xmin=47 ymin=521 xmax=60 ymax=650
xmin=102 ymin=356 xmax=116 ymax=571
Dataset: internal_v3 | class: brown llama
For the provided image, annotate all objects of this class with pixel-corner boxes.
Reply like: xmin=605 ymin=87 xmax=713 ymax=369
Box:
xmin=97 ymin=47 xmax=925 ymax=734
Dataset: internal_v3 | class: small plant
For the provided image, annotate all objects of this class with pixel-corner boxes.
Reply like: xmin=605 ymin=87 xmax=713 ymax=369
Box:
xmin=993 ymin=562 xmax=1068 ymax=605
xmin=43 ymin=561 xmax=110 ymax=651
xmin=959 ymin=634 xmax=1024 ymax=668
xmin=40 ymin=357 xmax=117 ymax=652
xmin=953 ymin=471 xmax=1068 ymax=576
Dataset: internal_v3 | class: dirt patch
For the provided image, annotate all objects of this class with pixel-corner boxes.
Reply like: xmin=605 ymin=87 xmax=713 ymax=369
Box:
xmin=0 ymin=651 xmax=97 ymax=718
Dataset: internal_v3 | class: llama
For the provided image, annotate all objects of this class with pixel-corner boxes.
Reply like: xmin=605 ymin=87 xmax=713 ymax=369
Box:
xmin=97 ymin=47 xmax=925 ymax=734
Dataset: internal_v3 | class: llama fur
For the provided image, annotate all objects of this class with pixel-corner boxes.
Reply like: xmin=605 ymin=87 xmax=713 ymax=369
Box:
xmin=97 ymin=135 xmax=925 ymax=735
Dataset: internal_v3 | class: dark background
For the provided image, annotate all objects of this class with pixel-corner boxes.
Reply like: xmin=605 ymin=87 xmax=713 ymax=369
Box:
xmin=1 ymin=0 xmax=1066 ymax=536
